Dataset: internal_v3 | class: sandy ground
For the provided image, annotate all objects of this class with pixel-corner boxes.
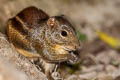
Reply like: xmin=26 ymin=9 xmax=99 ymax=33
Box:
xmin=0 ymin=0 xmax=120 ymax=80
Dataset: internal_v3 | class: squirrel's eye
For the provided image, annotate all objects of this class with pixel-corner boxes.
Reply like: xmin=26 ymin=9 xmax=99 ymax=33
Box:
xmin=61 ymin=30 xmax=67 ymax=37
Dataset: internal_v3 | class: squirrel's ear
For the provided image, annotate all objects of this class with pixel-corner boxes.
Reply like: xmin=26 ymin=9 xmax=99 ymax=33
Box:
xmin=16 ymin=6 xmax=49 ymax=28
xmin=47 ymin=17 xmax=57 ymax=28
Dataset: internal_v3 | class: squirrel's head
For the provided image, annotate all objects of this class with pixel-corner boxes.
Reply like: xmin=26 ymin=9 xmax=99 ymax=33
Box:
xmin=43 ymin=16 xmax=81 ymax=64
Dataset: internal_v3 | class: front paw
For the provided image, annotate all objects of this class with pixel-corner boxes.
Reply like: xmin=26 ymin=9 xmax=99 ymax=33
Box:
xmin=51 ymin=72 xmax=63 ymax=80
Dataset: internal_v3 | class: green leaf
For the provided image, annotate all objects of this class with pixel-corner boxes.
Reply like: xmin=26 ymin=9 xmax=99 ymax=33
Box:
xmin=77 ymin=31 xmax=87 ymax=42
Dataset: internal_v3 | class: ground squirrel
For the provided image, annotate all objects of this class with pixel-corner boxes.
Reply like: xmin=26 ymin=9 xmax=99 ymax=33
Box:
xmin=7 ymin=6 xmax=81 ymax=80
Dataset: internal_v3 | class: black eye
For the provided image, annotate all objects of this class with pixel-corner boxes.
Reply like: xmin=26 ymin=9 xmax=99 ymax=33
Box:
xmin=61 ymin=30 xmax=67 ymax=37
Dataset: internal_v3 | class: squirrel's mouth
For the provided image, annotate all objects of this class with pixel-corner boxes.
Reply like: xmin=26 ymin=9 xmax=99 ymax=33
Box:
xmin=53 ymin=45 xmax=80 ymax=63
xmin=68 ymin=50 xmax=79 ymax=64
xmin=63 ymin=47 xmax=80 ymax=64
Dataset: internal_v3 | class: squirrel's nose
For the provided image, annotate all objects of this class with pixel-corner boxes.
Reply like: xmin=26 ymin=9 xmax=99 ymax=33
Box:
xmin=73 ymin=39 xmax=81 ymax=49
xmin=74 ymin=42 xmax=81 ymax=50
